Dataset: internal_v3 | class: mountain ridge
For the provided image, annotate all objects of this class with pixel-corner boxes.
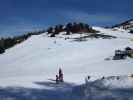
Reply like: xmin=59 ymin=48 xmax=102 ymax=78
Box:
xmin=112 ymin=19 xmax=133 ymax=31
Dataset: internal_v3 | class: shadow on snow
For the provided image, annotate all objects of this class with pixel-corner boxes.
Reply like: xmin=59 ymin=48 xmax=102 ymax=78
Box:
xmin=0 ymin=80 xmax=133 ymax=100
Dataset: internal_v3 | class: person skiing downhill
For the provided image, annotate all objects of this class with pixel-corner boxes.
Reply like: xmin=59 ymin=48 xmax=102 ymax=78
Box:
xmin=59 ymin=68 xmax=64 ymax=82
xmin=56 ymin=75 xmax=59 ymax=84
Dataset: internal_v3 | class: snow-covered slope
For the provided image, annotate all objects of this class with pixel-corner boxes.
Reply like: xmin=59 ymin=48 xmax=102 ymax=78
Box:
xmin=0 ymin=76 xmax=133 ymax=100
xmin=0 ymin=27 xmax=133 ymax=87
xmin=94 ymin=26 xmax=133 ymax=39
xmin=83 ymin=76 xmax=133 ymax=100
xmin=0 ymin=27 xmax=133 ymax=100
xmin=112 ymin=19 xmax=133 ymax=31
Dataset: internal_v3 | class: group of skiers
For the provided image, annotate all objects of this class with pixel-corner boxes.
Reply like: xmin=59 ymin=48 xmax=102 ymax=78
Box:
xmin=56 ymin=68 xmax=64 ymax=83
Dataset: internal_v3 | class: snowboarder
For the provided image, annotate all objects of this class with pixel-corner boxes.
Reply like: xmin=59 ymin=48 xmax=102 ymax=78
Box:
xmin=59 ymin=68 xmax=64 ymax=82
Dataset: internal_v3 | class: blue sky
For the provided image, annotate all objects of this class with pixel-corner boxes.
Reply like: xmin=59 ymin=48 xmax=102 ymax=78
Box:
xmin=0 ymin=0 xmax=132 ymax=37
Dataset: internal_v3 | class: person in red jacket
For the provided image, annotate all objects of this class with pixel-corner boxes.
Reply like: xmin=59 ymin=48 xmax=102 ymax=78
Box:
xmin=59 ymin=68 xmax=64 ymax=82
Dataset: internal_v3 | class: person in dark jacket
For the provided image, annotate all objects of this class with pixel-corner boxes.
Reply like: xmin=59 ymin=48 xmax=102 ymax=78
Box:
xmin=56 ymin=75 xmax=59 ymax=84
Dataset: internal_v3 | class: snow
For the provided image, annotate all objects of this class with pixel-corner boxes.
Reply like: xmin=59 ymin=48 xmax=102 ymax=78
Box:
xmin=0 ymin=27 xmax=133 ymax=99
xmin=83 ymin=76 xmax=133 ymax=100
xmin=111 ymin=20 xmax=133 ymax=32
xmin=102 ymin=76 xmax=133 ymax=89
xmin=90 ymin=76 xmax=133 ymax=89
xmin=93 ymin=27 xmax=133 ymax=39
xmin=129 ymin=21 xmax=133 ymax=24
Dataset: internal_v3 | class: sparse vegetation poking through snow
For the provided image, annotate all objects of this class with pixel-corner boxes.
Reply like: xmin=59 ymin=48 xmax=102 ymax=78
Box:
xmin=73 ymin=33 xmax=116 ymax=42
xmin=0 ymin=22 xmax=97 ymax=54
xmin=111 ymin=19 xmax=133 ymax=31
xmin=49 ymin=22 xmax=98 ymax=37
xmin=0 ymin=29 xmax=45 ymax=54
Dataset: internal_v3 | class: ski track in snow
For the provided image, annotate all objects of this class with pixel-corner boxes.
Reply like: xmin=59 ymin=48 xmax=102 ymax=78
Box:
xmin=0 ymin=27 xmax=133 ymax=100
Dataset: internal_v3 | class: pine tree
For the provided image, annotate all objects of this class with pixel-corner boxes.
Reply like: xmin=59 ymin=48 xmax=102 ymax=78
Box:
xmin=0 ymin=38 xmax=5 ymax=54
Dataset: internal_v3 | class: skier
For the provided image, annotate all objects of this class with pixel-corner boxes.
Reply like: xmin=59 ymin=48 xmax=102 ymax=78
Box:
xmin=59 ymin=68 xmax=64 ymax=82
xmin=56 ymin=75 xmax=59 ymax=84
xmin=85 ymin=75 xmax=90 ymax=84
